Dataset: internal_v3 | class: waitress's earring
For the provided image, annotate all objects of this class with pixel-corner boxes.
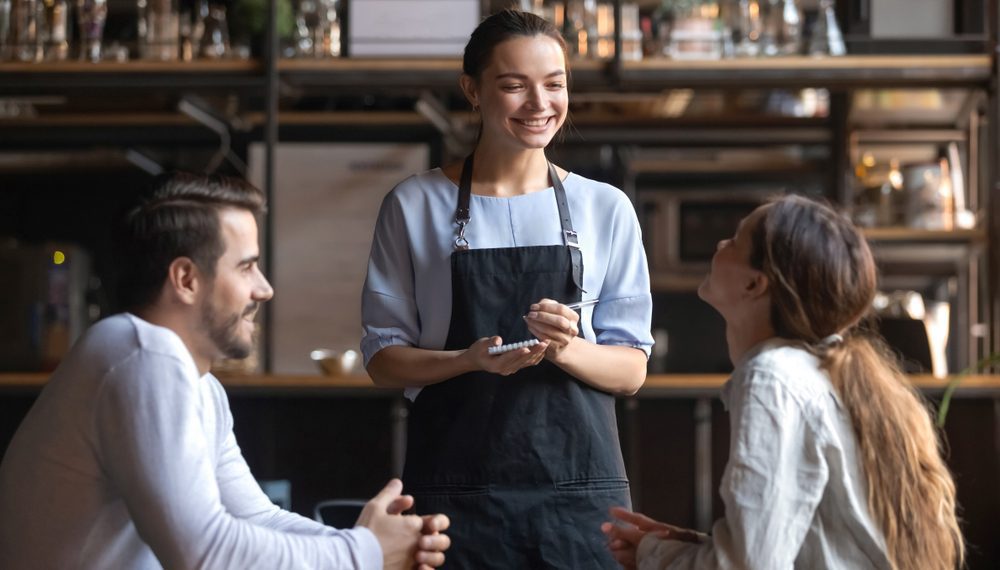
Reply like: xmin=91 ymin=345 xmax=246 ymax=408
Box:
xmin=472 ymin=103 xmax=480 ymax=113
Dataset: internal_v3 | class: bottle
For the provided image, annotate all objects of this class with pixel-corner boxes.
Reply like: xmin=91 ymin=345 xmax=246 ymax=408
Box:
xmin=13 ymin=0 xmax=44 ymax=62
xmin=779 ymin=0 xmax=800 ymax=54
xmin=43 ymin=0 xmax=68 ymax=60
xmin=198 ymin=3 xmax=228 ymax=59
xmin=143 ymin=0 xmax=178 ymax=60
xmin=0 ymin=0 xmax=11 ymax=61
xmin=75 ymin=0 xmax=105 ymax=61
xmin=808 ymin=0 xmax=845 ymax=56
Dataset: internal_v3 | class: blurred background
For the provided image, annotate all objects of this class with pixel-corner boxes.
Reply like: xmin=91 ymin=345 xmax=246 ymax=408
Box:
xmin=1 ymin=1 xmax=998 ymax=566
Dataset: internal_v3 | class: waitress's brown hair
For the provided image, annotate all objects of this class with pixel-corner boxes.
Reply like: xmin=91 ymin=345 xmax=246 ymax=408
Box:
xmin=749 ymin=195 xmax=964 ymax=570
xmin=462 ymin=8 xmax=569 ymax=80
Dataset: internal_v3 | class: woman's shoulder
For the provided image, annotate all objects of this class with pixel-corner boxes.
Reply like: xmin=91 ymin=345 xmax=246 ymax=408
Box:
xmin=563 ymin=172 xmax=632 ymax=211
xmin=738 ymin=340 xmax=833 ymax=402
xmin=381 ymin=168 xmax=457 ymax=209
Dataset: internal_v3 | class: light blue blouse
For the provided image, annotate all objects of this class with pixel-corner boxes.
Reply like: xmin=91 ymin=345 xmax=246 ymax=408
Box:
xmin=361 ymin=168 xmax=654 ymax=398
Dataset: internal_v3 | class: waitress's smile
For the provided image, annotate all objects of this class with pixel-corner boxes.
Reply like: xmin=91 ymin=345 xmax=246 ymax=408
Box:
xmin=511 ymin=115 xmax=557 ymax=132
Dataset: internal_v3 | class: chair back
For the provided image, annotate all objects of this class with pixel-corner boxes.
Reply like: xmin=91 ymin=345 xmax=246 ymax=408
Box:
xmin=313 ymin=499 xmax=367 ymax=528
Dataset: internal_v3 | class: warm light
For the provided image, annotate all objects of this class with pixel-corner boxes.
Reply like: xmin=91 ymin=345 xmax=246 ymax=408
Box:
xmin=53 ymin=250 xmax=66 ymax=265
xmin=862 ymin=152 xmax=876 ymax=168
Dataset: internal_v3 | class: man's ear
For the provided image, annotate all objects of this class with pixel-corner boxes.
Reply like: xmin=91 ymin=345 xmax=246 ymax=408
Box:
xmin=459 ymin=74 xmax=479 ymax=110
xmin=744 ymin=271 xmax=770 ymax=300
xmin=166 ymin=257 xmax=201 ymax=306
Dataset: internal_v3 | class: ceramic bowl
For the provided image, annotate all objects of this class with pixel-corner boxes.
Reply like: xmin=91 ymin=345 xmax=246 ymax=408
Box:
xmin=310 ymin=349 xmax=359 ymax=377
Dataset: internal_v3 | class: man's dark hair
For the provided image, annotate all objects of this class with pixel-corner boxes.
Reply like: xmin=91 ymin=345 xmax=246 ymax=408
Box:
xmin=114 ymin=172 xmax=266 ymax=312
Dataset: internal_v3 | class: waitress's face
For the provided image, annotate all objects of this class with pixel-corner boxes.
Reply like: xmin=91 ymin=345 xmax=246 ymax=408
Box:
xmin=468 ymin=35 xmax=568 ymax=151
xmin=698 ymin=207 xmax=767 ymax=316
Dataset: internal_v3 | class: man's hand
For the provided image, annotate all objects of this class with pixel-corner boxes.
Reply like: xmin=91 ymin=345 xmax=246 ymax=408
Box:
xmin=414 ymin=513 xmax=451 ymax=570
xmin=360 ymin=480 xmax=451 ymax=569
xmin=355 ymin=479 xmax=423 ymax=570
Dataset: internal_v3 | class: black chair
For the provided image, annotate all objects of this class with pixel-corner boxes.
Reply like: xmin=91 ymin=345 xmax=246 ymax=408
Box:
xmin=313 ymin=499 xmax=366 ymax=528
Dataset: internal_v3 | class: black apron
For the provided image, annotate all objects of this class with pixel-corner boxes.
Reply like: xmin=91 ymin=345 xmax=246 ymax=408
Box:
xmin=403 ymin=155 xmax=629 ymax=569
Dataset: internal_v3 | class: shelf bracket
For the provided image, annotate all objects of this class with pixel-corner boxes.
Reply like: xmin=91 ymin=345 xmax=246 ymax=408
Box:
xmin=415 ymin=90 xmax=474 ymax=159
xmin=177 ymin=95 xmax=247 ymax=175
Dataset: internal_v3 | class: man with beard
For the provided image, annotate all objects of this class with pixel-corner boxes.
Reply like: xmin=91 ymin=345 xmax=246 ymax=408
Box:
xmin=0 ymin=173 xmax=450 ymax=569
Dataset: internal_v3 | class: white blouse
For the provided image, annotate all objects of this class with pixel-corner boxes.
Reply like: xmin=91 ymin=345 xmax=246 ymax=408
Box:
xmin=361 ymin=168 xmax=654 ymax=399
xmin=637 ymin=339 xmax=892 ymax=569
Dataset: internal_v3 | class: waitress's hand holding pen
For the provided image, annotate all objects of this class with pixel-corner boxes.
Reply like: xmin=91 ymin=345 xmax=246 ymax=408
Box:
xmin=523 ymin=298 xmax=594 ymax=362
xmin=465 ymin=336 xmax=548 ymax=376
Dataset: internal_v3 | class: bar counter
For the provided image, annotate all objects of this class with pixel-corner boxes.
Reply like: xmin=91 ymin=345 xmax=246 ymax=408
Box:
xmin=3 ymin=372 xmax=999 ymax=396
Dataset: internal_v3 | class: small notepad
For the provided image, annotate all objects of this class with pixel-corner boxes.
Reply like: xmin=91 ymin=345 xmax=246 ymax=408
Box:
xmin=488 ymin=339 xmax=540 ymax=355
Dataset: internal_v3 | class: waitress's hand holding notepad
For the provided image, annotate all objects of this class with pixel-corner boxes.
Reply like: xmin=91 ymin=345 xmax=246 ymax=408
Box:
xmin=465 ymin=334 xmax=549 ymax=376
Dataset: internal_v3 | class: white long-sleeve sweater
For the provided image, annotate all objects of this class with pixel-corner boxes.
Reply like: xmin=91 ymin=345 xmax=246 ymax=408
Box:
xmin=0 ymin=313 xmax=381 ymax=569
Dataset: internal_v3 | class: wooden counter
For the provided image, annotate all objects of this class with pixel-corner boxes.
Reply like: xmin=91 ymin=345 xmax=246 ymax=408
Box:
xmin=3 ymin=372 xmax=999 ymax=397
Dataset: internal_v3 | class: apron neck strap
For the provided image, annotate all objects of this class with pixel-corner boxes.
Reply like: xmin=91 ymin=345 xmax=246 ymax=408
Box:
xmin=547 ymin=161 xmax=578 ymax=250
xmin=455 ymin=154 xmax=583 ymax=291
xmin=456 ymin=154 xmax=577 ymax=237
xmin=456 ymin=154 xmax=474 ymax=226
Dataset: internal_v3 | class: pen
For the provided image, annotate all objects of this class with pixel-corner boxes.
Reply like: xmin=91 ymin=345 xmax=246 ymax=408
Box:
xmin=564 ymin=299 xmax=599 ymax=310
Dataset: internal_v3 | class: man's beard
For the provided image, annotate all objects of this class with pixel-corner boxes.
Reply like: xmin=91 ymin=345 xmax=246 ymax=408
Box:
xmin=201 ymin=300 xmax=258 ymax=360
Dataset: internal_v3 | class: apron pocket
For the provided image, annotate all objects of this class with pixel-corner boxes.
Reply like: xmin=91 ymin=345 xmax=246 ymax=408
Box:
xmin=407 ymin=484 xmax=489 ymax=497
xmin=554 ymin=478 xmax=630 ymax=494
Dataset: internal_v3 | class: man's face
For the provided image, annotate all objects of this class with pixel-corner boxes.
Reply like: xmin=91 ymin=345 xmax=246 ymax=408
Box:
xmin=199 ymin=207 xmax=273 ymax=360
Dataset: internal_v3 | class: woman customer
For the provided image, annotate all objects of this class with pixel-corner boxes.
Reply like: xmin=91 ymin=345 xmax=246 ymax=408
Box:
xmin=361 ymin=9 xmax=653 ymax=569
xmin=603 ymin=195 xmax=964 ymax=569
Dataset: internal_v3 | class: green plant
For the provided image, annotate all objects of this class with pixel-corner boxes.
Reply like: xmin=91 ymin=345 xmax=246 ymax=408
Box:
xmin=935 ymin=351 xmax=1000 ymax=427
xmin=231 ymin=0 xmax=296 ymax=40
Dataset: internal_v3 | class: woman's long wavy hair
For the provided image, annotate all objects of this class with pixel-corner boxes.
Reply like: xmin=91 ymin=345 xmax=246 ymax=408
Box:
xmin=749 ymin=195 xmax=964 ymax=570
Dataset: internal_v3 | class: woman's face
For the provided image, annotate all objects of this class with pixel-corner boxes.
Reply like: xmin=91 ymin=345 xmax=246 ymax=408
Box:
xmin=466 ymin=35 xmax=568 ymax=151
xmin=697 ymin=207 xmax=767 ymax=316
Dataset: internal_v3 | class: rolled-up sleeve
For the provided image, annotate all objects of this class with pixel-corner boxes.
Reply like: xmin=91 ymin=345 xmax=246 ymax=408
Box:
xmin=361 ymin=190 xmax=420 ymax=367
xmin=592 ymin=196 xmax=654 ymax=357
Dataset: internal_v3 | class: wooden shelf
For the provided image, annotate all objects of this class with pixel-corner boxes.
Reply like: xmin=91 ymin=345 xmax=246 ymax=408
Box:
xmin=861 ymin=227 xmax=986 ymax=243
xmin=619 ymin=55 xmax=992 ymax=89
xmin=0 ymin=60 xmax=264 ymax=93
xmin=0 ymin=113 xmax=201 ymax=127
xmin=0 ymin=60 xmax=261 ymax=73
xmin=0 ymin=55 xmax=989 ymax=94
xmin=277 ymin=57 xmax=608 ymax=90
xmin=4 ymin=372 xmax=998 ymax=397
xmin=278 ymin=55 xmax=992 ymax=90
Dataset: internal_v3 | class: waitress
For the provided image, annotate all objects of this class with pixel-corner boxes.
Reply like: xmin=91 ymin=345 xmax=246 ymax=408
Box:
xmin=361 ymin=9 xmax=653 ymax=568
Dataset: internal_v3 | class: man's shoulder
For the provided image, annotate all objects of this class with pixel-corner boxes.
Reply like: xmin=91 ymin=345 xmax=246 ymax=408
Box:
xmin=71 ymin=314 xmax=197 ymax=385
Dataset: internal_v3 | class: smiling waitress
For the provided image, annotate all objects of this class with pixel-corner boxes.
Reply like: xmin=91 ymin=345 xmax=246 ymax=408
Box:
xmin=361 ymin=9 xmax=653 ymax=569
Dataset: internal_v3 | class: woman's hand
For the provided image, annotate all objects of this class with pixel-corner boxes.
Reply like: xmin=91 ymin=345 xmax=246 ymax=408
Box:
xmin=522 ymin=298 xmax=580 ymax=363
xmin=601 ymin=507 xmax=705 ymax=569
xmin=463 ymin=336 xmax=549 ymax=376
